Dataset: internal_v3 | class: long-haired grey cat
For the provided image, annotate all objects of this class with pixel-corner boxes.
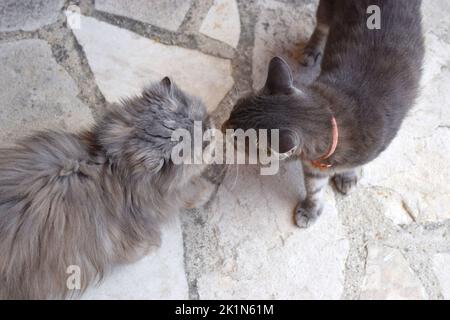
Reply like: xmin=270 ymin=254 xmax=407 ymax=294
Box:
xmin=0 ymin=78 xmax=214 ymax=299
xmin=224 ymin=0 xmax=424 ymax=228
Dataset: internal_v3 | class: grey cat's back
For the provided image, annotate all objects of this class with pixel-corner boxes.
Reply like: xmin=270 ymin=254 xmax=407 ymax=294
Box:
xmin=322 ymin=0 xmax=424 ymax=103
xmin=319 ymin=0 xmax=424 ymax=154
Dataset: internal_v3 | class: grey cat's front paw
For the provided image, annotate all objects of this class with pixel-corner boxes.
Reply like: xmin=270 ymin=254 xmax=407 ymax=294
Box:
xmin=333 ymin=171 xmax=359 ymax=195
xmin=294 ymin=203 xmax=323 ymax=229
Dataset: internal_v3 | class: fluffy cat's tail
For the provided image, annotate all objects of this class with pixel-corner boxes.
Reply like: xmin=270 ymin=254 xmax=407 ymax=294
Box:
xmin=0 ymin=131 xmax=110 ymax=299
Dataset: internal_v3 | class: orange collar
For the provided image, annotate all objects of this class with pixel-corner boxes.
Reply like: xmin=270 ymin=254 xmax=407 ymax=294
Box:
xmin=310 ymin=116 xmax=339 ymax=169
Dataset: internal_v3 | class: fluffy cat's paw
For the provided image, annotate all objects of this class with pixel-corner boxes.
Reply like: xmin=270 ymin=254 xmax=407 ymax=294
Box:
xmin=301 ymin=47 xmax=323 ymax=67
xmin=294 ymin=203 xmax=323 ymax=229
xmin=333 ymin=171 xmax=359 ymax=195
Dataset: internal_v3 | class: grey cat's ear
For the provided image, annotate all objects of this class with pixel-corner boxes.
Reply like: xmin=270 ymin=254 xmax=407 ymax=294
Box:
xmin=263 ymin=57 xmax=294 ymax=95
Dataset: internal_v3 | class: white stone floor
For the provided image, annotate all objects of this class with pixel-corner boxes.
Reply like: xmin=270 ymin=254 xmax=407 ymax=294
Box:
xmin=0 ymin=0 xmax=449 ymax=300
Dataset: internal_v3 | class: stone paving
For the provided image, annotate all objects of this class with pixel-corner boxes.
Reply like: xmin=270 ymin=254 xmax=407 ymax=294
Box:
xmin=0 ymin=0 xmax=449 ymax=300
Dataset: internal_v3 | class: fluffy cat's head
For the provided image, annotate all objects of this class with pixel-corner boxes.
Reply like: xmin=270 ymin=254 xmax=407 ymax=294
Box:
xmin=95 ymin=77 xmax=211 ymax=184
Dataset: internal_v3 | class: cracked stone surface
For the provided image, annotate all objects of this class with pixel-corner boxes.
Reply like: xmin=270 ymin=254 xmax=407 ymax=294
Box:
xmin=95 ymin=0 xmax=192 ymax=32
xmin=200 ymin=0 xmax=241 ymax=48
xmin=0 ymin=0 xmax=65 ymax=32
xmin=1 ymin=0 xmax=450 ymax=300
xmin=0 ymin=39 xmax=93 ymax=144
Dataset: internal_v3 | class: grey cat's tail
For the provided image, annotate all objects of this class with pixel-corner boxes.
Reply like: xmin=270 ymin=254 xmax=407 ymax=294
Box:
xmin=0 ymin=131 xmax=109 ymax=299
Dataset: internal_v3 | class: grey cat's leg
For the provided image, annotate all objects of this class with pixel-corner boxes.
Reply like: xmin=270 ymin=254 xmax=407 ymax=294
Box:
xmin=301 ymin=0 xmax=334 ymax=67
xmin=295 ymin=165 xmax=330 ymax=228
xmin=333 ymin=168 xmax=360 ymax=195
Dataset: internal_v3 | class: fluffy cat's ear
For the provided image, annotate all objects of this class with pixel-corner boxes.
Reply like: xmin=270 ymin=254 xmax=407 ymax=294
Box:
xmin=263 ymin=57 xmax=294 ymax=95
xmin=161 ymin=76 xmax=173 ymax=92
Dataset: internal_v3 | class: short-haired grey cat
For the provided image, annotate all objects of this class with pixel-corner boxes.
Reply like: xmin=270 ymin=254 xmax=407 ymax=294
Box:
xmin=0 ymin=78 xmax=214 ymax=299
xmin=224 ymin=0 xmax=424 ymax=228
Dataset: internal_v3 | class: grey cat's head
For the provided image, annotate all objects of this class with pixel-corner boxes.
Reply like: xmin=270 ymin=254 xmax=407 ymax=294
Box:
xmin=95 ymin=77 xmax=211 ymax=185
xmin=223 ymin=57 xmax=332 ymax=155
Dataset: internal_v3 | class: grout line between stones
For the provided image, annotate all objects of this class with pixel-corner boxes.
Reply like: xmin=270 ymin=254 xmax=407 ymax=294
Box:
xmin=88 ymin=9 xmax=236 ymax=60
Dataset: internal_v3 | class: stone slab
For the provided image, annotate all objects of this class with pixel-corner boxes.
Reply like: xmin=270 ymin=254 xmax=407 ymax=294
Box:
xmin=360 ymin=244 xmax=428 ymax=300
xmin=184 ymin=162 xmax=349 ymax=299
xmin=0 ymin=39 xmax=93 ymax=144
xmin=200 ymin=0 xmax=241 ymax=48
xmin=95 ymin=0 xmax=192 ymax=32
xmin=0 ymin=0 xmax=64 ymax=32
xmin=68 ymin=13 xmax=234 ymax=113
xmin=433 ymin=253 xmax=450 ymax=299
